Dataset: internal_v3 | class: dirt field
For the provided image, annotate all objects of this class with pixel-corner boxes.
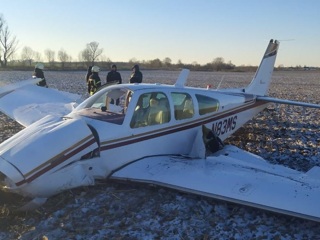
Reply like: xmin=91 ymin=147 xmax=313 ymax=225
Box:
xmin=0 ymin=70 xmax=319 ymax=239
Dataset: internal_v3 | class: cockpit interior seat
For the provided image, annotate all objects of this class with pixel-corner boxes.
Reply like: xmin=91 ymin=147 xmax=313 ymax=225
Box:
xmin=148 ymin=98 xmax=169 ymax=125
xmin=182 ymin=99 xmax=194 ymax=119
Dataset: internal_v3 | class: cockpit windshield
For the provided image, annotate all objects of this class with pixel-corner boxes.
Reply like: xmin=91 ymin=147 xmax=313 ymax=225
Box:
xmin=75 ymin=87 xmax=133 ymax=125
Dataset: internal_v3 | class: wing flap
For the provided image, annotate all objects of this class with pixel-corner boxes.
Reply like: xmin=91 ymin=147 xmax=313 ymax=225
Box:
xmin=0 ymin=80 xmax=82 ymax=126
xmin=111 ymin=145 xmax=320 ymax=222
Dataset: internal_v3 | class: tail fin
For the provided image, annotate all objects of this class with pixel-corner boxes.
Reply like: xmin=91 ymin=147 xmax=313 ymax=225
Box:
xmin=245 ymin=39 xmax=279 ymax=96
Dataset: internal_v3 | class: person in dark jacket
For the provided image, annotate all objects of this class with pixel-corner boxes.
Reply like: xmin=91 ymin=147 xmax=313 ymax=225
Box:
xmin=106 ymin=64 xmax=122 ymax=84
xmin=88 ymin=65 xmax=101 ymax=95
xmin=107 ymin=64 xmax=122 ymax=104
xmin=85 ymin=66 xmax=93 ymax=94
xmin=33 ymin=63 xmax=48 ymax=87
xmin=129 ymin=64 xmax=143 ymax=83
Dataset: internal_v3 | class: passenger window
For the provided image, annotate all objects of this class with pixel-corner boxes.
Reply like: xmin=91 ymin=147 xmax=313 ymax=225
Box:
xmin=171 ymin=92 xmax=194 ymax=120
xmin=196 ymin=94 xmax=219 ymax=115
xmin=130 ymin=92 xmax=171 ymax=128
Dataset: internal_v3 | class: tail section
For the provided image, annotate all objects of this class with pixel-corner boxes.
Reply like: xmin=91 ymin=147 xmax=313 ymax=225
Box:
xmin=245 ymin=39 xmax=279 ymax=96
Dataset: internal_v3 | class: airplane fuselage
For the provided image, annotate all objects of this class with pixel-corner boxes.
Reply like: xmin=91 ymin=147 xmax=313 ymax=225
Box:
xmin=71 ymin=84 xmax=269 ymax=177
xmin=0 ymin=83 xmax=269 ymax=198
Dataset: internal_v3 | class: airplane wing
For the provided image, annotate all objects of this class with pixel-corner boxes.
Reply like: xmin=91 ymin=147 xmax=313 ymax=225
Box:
xmin=111 ymin=145 xmax=320 ymax=222
xmin=0 ymin=78 xmax=83 ymax=127
xmin=257 ymin=96 xmax=320 ymax=109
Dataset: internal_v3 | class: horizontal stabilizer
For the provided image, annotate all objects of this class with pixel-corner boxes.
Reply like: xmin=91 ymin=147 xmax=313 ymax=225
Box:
xmin=112 ymin=145 xmax=320 ymax=222
xmin=257 ymin=96 xmax=320 ymax=109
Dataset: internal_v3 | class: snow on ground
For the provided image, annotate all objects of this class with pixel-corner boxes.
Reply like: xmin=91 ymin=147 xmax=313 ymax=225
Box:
xmin=0 ymin=70 xmax=319 ymax=239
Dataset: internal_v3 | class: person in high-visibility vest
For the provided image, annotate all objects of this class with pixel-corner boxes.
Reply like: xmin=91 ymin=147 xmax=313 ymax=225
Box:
xmin=85 ymin=66 xmax=92 ymax=94
xmin=88 ymin=65 xmax=101 ymax=95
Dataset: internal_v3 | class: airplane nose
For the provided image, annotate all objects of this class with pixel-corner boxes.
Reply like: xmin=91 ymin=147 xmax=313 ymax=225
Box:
xmin=0 ymin=171 xmax=18 ymax=192
xmin=0 ymin=157 xmax=26 ymax=197
xmin=0 ymin=171 xmax=7 ymax=187
xmin=0 ymin=157 xmax=25 ymax=190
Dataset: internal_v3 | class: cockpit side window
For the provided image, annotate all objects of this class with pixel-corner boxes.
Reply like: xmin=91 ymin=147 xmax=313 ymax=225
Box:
xmin=171 ymin=92 xmax=194 ymax=120
xmin=196 ymin=94 xmax=219 ymax=115
xmin=130 ymin=92 xmax=171 ymax=128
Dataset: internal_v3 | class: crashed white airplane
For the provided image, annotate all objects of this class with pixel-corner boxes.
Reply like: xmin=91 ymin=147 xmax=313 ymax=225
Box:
xmin=0 ymin=40 xmax=320 ymax=222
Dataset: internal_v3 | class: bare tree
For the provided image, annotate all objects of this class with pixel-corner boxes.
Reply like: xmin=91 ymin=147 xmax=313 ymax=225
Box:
xmin=80 ymin=48 xmax=90 ymax=63
xmin=99 ymin=54 xmax=110 ymax=63
xmin=163 ymin=57 xmax=172 ymax=67
xmin=81 ymin=41 xmax=103 ymax=65
xmin=58 ymin=48 xmax=70 ymax=68
xmin=129 ymin=57 xmax=138 ymax=64
xmin=148 ymin=58 xmax=162 ymax=68
xmin=0 ymin=15 xmax=19 ymax=67
xmin=192 ymin=61 xmax=199 ymax=66
xmin=34 ymin=51 xmax=42 ymax=62
xmin=177 ymin=59 xmax=184 ymax=68
xmin=21 ymin=46 xmax=35 ymax=66
xmin=44 ymin=48 xmax=55 ymax=66
xmin=0 ymin=17 xmax=3 ymax=65
xmin=212 ymin=57 xmax=225 ymax=71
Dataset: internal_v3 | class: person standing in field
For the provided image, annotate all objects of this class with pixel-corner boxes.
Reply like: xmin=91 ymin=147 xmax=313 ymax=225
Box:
xmin=88 ymin=65 xmax=101 ymax=95
xmin=85 ymin=66 xmax=92 ymax=94
xmin=129 ymin=64 xmax=143 ymax=83
xmin=106 ymin=64 xmax=122 ymax=84
xmin=106 ymin=64 xmax=122 ymax=105
xmin=33 ymin=63 xmax=48 ymax=87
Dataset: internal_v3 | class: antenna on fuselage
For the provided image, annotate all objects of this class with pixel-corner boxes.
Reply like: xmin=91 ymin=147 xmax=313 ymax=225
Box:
xmin=175 ymin=69 xmax=190 ymax=88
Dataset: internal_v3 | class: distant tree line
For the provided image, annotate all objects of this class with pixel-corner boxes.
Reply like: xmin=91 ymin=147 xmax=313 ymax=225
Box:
xmin=1 ymin=14 xmax=318 ymax=72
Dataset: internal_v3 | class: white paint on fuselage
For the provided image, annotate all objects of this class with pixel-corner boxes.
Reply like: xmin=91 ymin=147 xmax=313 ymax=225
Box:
xmin=74 ymin=84 xmax=267 ymax=175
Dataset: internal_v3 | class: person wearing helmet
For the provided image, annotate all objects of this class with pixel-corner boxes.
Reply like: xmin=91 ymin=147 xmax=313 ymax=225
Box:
xmin=106 ymin=64 xmax=122 ymax=104
xmin=33 ymin=63 xmax=48 ymax=87
xmin=85 ymin=66 xmax=93 ymax=94
xmin=129 ymin=64 xmax=143 ymax=83
xmin=88 ymin=65 xmax=101 ymax=95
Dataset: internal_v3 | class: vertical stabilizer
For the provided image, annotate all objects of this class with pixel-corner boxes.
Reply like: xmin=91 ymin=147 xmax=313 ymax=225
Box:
xmin=245 ymin=40 xmax=279 ymax=96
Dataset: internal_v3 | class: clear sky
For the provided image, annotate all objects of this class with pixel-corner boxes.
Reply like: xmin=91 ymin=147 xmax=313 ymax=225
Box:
xmin=1 ymin=0 xmax=319 ymax=67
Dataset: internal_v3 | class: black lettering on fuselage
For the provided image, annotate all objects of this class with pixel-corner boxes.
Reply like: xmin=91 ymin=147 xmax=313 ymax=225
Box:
xmin=212 ymin=115 xmax=237 ymax=136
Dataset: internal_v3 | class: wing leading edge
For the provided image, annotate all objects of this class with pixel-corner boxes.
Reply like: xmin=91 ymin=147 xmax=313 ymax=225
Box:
xmin=111 ymin=145 xmax=320 ymax=222
xmin=0 ymin=79 xmax=83 ymax=126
